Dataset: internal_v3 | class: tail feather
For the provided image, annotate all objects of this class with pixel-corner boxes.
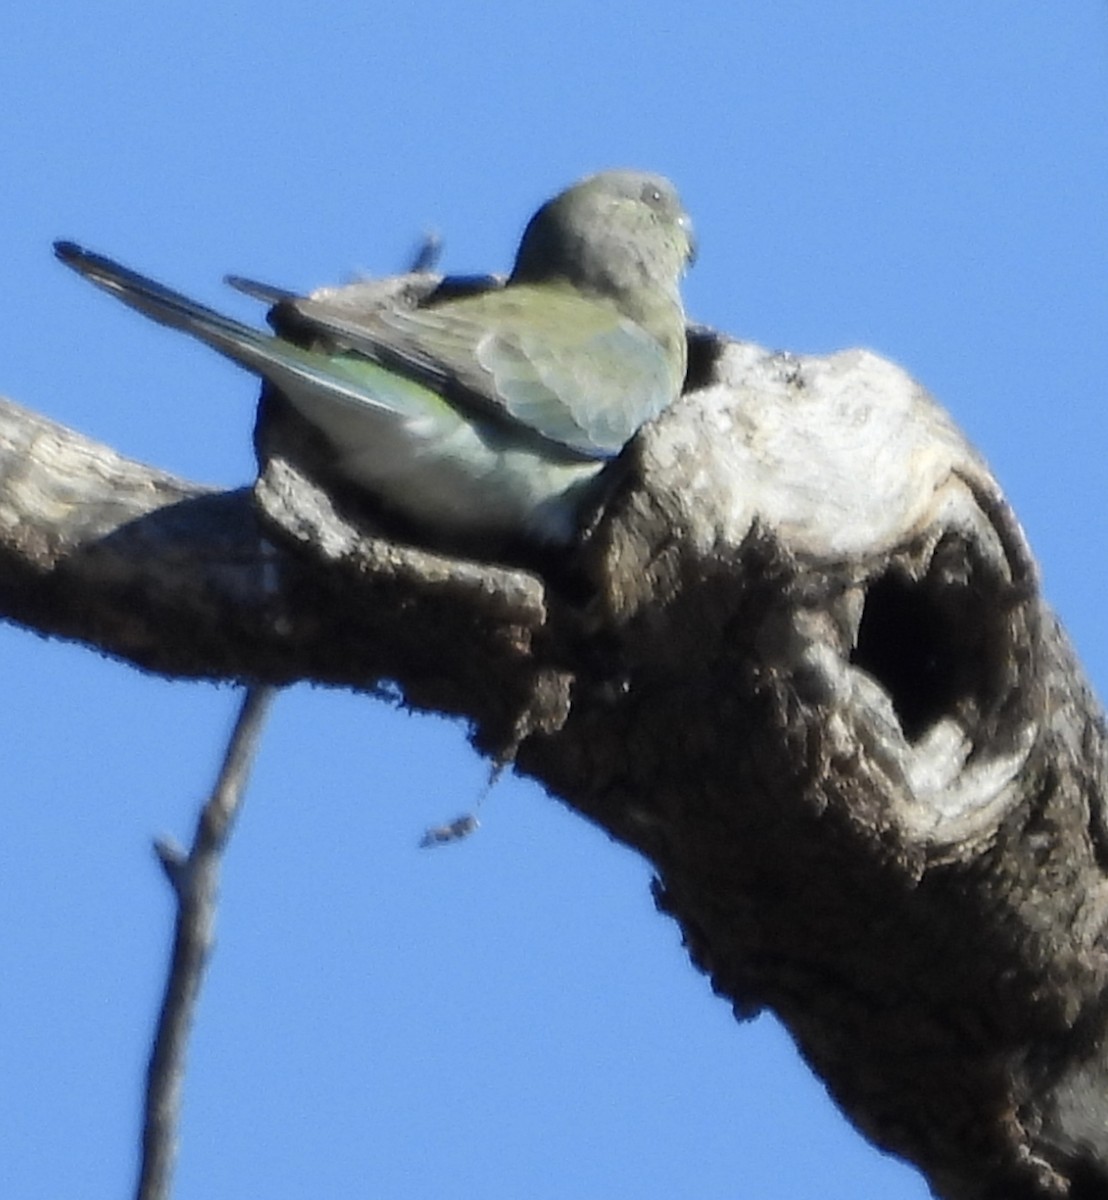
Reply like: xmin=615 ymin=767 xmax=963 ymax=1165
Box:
xmin=54 ymin=241 xmax=442 ymax=425
xmin=54 ymin=241 xmax=273 ymax=366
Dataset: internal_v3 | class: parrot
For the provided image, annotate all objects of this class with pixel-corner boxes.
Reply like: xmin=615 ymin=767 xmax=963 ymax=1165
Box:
xmin=54 ymin=170 xmax=695 ymax=553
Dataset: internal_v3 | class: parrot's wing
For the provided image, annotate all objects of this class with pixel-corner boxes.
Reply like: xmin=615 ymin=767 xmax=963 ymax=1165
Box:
xmin=285 ymin=286 xmax=677 ymax=458
xmin=224 ymin=275 xmax=299 ymax=305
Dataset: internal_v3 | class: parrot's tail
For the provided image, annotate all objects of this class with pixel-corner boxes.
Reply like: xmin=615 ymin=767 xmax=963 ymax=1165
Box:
xmin=53 ymin=241 xmax=281 ymax=378
xmin=54 ymin=240 xmax=439 ymax=425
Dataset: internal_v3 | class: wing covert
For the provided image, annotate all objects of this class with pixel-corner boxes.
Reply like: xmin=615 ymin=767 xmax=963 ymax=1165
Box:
xmin=282 ymin=286 xmax=676 ymax=456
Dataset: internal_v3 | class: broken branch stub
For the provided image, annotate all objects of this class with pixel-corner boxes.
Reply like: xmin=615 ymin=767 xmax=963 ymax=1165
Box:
xmin=506 ymin=333 xmax=1105 ymax=1200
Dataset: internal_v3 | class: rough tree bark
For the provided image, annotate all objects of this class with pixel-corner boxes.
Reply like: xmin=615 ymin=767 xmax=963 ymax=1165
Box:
xmin=2 ymin=307 xmax=1106 ymax=1199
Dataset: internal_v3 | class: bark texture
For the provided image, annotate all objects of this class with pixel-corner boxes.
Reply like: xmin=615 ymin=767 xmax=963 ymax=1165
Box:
xmin=2 ymin=320 xmax=1106 ymax=1199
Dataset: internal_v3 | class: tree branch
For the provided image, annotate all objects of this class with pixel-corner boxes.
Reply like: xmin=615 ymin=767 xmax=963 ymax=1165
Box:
xmin=137 ymin=684 xmax=276 ymax=1200
xmin=0 ymin=395 xmax=551 ymax=744
xmin=4 ymin=322 xmax=1106 ymax=1199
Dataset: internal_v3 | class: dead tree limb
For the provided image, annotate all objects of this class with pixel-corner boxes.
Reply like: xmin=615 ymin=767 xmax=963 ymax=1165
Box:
xmin=138 ymin=684 xmax=275 ymax=1200
xmin=2 ymin=322 xmax=1106 ymax=1199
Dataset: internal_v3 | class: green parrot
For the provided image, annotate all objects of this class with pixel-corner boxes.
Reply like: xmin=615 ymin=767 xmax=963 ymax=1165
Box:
xmin=54 ymin=170 xmax=695 ymax=550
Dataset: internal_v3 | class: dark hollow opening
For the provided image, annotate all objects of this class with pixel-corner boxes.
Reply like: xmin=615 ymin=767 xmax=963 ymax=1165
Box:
xmin=851 ymin=572 xmax=969 ymax=742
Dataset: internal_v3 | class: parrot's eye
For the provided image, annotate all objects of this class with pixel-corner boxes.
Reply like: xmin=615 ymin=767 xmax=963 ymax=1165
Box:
xmin=642 ymin=185 xmax=664 ymax=208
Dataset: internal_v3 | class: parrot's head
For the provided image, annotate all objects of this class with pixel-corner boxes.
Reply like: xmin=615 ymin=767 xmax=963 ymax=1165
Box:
xmin=509 ymin=170 xmax=696 ymax=314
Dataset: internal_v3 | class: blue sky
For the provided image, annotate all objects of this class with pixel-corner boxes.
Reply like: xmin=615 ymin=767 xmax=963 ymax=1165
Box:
xmin=3 ymin=4 xmax=1106 ymax=1198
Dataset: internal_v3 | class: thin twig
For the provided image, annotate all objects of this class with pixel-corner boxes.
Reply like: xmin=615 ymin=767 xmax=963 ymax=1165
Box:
xmin=135 ymin=684 xmax=277 ymax=1200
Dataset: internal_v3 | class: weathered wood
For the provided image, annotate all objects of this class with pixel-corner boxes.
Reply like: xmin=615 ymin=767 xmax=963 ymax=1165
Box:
xmin=0 ymin=395 xmax=551 ymax=742
xmin=2 ymin=323 xmax=1105 ymax=1198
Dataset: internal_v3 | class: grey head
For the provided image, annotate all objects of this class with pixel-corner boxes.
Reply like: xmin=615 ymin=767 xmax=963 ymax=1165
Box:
xmin=508 ymin=169 xmax=696 ymax=326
